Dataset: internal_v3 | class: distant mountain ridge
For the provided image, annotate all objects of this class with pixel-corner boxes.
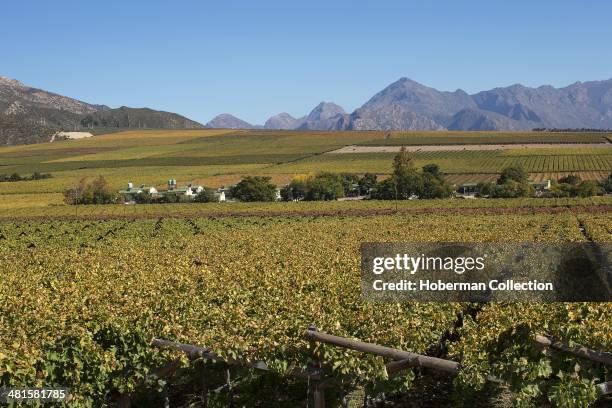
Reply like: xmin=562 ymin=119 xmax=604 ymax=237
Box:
xmin=0 ymin=76 xmax=203 ymax=145
xmin=210 ymin=77 xmax=612 ymax=132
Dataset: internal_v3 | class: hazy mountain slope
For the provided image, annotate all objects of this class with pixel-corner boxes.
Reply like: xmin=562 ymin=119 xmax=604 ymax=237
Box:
xmin=472 ymin=80 xmax=612 ymax=129
xmin=0 ymin=76 xmax=204 ymax=145
xmin=348 ymin=107 xmax=444 ymax=131
xmin=264 ymin=112 xmax=304 ymax=129
xmin=80 ymin=107 xmax=202 ymax=129
xmin=297 ymin=102 xmax=347 ymax=130
xmin=0 ymin=76 xmax=108 ymax=115
xmin=447 ymin=109 xmax=532 ymax=131
xmin=205 ymin=113 xmax=253 ymax=129
xmin=347 ymin=78 xmax=476 ymax=130
xmin=0 ymin=113 xmax=57 ymax=145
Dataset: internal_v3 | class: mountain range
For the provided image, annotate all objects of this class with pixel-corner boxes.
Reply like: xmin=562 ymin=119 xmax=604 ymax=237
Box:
xmin=207 ymin=77 xmax=612 ymax=132
xmin=3 ymin=75 xmax=612 ymax=145
xmin=0 ymin=76 xmax=203 ymax=145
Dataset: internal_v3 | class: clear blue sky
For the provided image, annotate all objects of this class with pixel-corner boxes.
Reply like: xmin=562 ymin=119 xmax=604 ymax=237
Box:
xmin=2 ymin=0 xmax=611 ymax=125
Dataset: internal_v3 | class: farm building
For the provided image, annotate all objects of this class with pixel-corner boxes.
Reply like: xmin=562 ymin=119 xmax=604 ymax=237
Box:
xmin=531 ymin=180 xmax=552 ymax=192
xmin=119 ymin=179 xmax=206 ymax=202
xmin=164 ymin=179 xmax=204 ymax=197
xmin=457 ymin=182 xmax=479 ymax=197
xmin=118 ymin=183 xmax=159 ymax=201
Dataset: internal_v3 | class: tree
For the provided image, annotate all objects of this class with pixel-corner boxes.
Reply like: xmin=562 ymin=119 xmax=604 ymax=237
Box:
xmin=421 ymin=173 xmax=453 ymax=199
xmin=231 ymin=176 xmax=277 ymax=202
xmin=370 ymin=177 xmax=397 ymax=200
xmin=358 ymin=173 xmax=378 ymax=195
xmin=63 ymin=178 xmax=87 ymax=205
xmin=489 ymin=180 xmax=533 ymax=198
xmin=498 ymin=166 xmax=528 ymax=184
xmin=422 ymin=164 xmax=441 ymax=179
xmin=87 ymin=176 xmax=114 ymax=204
xmin=392 ymin=147 xmax=415 ymax=173
xmin=62 ymin=176 xmax=114 ymax=205
xmin=574 ymin=180 xmax=603 ymax=197
xmin=281 ymin=179 xmax=308 ymax=201
xmin=558 ymin=174 xmax=581 ymax=185
xmin=601 ymin=173 xmax=612 ymax=193
xmin=194 ymin=188 xmax=216 ymax=203
xmin=340 ymin=173 xmax=360 ymax=196
xmin=305 ymin=172 xmax=345 ymax=201
xmin=476 ymin=182 xmax=496 ymax=197
xmin=546 ymin=181 xmax=573 ymax=198
xmin=394 ymin=168 xmax=424 ymax=198
xmin=9 ymin=172 xmax=22 ymax=182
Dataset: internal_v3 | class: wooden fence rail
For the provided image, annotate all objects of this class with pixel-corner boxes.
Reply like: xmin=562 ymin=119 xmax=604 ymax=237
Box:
xmin=305 ymin=326 xmax=461 ymax=375
xmin=535 ymin=334 xmax=612 ymax=398
xmin=143 ymin=331 xmax=610 ymax=407
xmin=535 ymin=334 xmax=612 ymax=366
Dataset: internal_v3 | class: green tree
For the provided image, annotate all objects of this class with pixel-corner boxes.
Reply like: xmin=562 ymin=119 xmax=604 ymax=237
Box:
xmin=358 ymin=173 xmax=378 ymax=195
xmin=231 ymin=176 xmax=277 ymax=202
xmin=305 ymin=172 xmax=345 ymax=201
xmin=394 ymin=168 xmax=424 ymax=198
xmin=421 ymin=173 xmax=453 ymax=198
xmin=558 ymin=174 xmax=581 ymax=185
xmin=194 ymin=187 xmax=216 ymax=203
xmin=392 ymin=147 xmax=415 ymax=173
xmin=340 ymin=173 xmax=360 ymax=196
xmin=422 ymin=163 xmax=442 ymax=178
xmin=370 ymin=177 xmax=397 ymax=200
xmin=601 ymin=172 xmax=612 ymax=193
xmin=574 ymin=180 xmax=603 ymax=197
xmin=476 ymin=182 xmax=496 ymax=197
xmin=280 ymin=179 xmax=308 ymax=201
xmin=498 ymin=166 xmax=528 ymax=184
xmin=546 ymin=181 xmax=573 ymax=198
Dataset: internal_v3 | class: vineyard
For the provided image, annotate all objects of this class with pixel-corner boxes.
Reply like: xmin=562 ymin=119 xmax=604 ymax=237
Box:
xmin=0 ymin=196 xmax=611 ymax=220
xmin=269 ymin=150 xmax=612 ymax=175
xmin=0 ymin=129 xmax=610 ymax=203
xmin=357 ymin=132 xmax=611 ymax=146
xmin=1 ymin=210 xmax=611 ymax=406
xmin=1 ymin=129 xmax=611 ymax=406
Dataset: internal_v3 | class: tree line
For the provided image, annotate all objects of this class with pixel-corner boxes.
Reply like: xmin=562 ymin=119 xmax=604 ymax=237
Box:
xmin=0 ymin=172 xmax=52 ymax=182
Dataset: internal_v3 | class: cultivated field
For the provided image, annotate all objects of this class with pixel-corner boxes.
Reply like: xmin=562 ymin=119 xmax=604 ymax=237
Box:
xmin=1 ymin=129 xmax=612 ymax=406
xmin=1 ymin=211 xmax=611 ymax=406
xmin=1 ymin=130 xmax=611 ymax=210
